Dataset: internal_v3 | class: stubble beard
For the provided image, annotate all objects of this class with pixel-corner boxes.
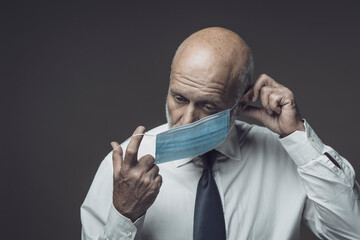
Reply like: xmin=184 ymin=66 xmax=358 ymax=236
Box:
xmin=165 ymin=101 xmax=173 ymax=128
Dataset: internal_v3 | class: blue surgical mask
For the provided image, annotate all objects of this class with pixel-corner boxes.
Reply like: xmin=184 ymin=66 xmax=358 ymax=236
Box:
xmin=155 ymin=107 xmax=232 ymax=164
xmin=120 ymin=105 xmax=236 ymax=164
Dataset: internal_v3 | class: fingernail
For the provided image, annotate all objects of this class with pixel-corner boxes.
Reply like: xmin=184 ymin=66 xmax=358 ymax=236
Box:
xmin=111 ymin=142 xmax=117 ymax=149
xmin=137 ymin=126 xmax=145 ymax=134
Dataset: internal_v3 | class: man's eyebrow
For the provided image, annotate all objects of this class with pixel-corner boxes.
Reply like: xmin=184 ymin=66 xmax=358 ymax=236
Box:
xmin=170 ymin=89 xmax=181 ymax=95
xmin=197 ymin=98 xmax=227 ymax=110
xmin=170 ymin=89 xmax=188 ymax=98
xmin=170 ymin=89 xmax=225 ymax=108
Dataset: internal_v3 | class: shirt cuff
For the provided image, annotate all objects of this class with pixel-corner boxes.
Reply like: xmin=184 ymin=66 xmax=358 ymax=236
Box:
xmin=104 ymin=204 xmax=138 ymax=239
xmin=279 ymin=120 xmax=325 ymax=166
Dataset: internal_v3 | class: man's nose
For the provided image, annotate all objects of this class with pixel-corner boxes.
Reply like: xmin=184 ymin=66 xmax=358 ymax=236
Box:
xmin=181 ymin=105 xmax=199 ymax=125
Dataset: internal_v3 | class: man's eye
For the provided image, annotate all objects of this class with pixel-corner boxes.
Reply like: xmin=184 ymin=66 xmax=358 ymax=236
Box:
xmin=203 ymin=104 xmax=217 ymax=112
xmin=175 ymin=96 xmax=185 ymax=103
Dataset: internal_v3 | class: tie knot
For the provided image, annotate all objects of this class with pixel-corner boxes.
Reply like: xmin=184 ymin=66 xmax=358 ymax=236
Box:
xmin=202 ymin=150 xmax=217 ymax=170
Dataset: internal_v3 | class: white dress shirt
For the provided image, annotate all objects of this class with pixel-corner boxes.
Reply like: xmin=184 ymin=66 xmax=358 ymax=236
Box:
xmin=81 ymin=120 xmax=360 ymax=240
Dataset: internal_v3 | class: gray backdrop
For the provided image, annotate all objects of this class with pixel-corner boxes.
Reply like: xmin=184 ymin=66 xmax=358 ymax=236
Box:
xmin=2 ymin=1 xmax=359 ymax=239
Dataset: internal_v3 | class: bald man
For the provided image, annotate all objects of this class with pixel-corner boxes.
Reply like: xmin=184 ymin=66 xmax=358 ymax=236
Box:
xmin=81 ymin=27 xmax=360 ymax=240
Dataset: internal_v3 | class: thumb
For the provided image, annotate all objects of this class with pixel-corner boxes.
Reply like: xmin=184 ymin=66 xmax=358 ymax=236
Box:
xmin=241 ymin=105 xmax=278 ymax=132
xmin=111 ymin=142 xmax=123 ymax=176
xmin=241 ymin=105 xmax=273 ymax=125
xmin=241 ymin=105 xmax=263 ymax=121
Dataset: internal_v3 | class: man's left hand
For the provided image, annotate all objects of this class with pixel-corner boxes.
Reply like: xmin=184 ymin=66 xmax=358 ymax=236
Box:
xmin=240 ymin=74 xmax=305 ymax=137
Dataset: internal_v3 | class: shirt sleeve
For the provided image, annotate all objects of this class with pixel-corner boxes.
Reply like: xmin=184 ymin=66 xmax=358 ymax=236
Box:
xmin=279 ymin=120 xmax=360 ymax=240
xmin=80 ymin=152 xmax=145 ymax=240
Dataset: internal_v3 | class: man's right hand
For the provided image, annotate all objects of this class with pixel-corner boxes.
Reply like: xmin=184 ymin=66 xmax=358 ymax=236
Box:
xmin=111 ymin=126 xmax=162 ymax=222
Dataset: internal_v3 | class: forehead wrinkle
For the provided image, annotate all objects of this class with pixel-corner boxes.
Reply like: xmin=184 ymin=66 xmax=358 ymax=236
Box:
xmin=171 ymin=72 xmax=206 ymax=88
xmin=171 ymin=74 xmax=227 ymax=96
xmin=172 ymin=71 xmax=227 ymax=89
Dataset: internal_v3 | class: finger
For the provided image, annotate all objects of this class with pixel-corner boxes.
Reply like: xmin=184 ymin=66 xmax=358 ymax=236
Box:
xmin=252 ymin=74 xmax=280 ymax=102
xmin=268 ymin=92 xmax=282 ymax=114
xmin=124 ymin=126 xmax=146 ymax=166
xmin=277 ymin=88 xmax=295 ymax=108
xmin=260 ymin=86 xmax=274 ymax=114
xmin=154 ymin=174 xmax=163 ymax=188
xmin=240 ymin=85 xmax=254 ymax=103
xmin=138 ymin=154 xmax=155 ymax=171
xmin=241 ymin=105 xmax=275 ymax=125
xmin=146 ymin=164 xmax=159 ymax=179
xmin=241 ymin=105 xmax=263 ymax=122
xmin=111 ymin=142 xmax=123 ymax=177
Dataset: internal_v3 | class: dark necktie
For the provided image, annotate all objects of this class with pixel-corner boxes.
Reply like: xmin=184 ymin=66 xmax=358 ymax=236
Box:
xmin=193 ymin=150 xmax=226 ymax=240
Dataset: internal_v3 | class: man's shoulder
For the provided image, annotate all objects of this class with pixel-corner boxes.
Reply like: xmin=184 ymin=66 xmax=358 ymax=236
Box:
xmin=233 ymin=120 xmax=285 ymax=152
xmin=234 ymin=121 xmax=296 ymax=168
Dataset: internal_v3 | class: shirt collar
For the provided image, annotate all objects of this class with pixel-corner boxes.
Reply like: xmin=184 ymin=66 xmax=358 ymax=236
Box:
xmin=172 ymin=124 xmax=242 ymax=168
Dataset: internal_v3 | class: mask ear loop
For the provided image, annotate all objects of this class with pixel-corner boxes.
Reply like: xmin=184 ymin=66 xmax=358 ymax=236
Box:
xmin=132 ymin=133 xmax=156 ymax=137
xmin=229 ymin=101 xmax=239 ymax=117
xmin=112 ymin=133 xmax=156 ymax=152
xmin=233 ymin=84 xmax=254 ymax=116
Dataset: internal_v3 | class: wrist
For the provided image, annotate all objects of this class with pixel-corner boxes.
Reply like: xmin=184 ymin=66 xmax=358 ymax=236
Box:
xmin=294 ymin=120 xmax=305 ymax=132
xmin=280 ymin=120 xmax=305 ymax=138
xmin=113 ymin=201 xmax=137 ymax=223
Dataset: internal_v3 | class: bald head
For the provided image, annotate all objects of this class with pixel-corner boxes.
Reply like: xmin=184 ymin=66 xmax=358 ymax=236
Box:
xmin=166 ymin=27 xmax=254 ymax=127
xmin=171 ymin=27 xmax=253 ymax=103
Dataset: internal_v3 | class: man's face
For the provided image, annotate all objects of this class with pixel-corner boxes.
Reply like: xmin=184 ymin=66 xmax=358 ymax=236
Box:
xmin=166 ymin=47 xmax=238 ymax=128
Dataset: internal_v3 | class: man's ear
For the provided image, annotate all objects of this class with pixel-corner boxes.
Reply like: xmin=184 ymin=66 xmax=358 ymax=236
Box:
xmin=235 ymin=87 xmax=253 ymax=116
xmin=237 ymin=101 xmax=249 ymax=114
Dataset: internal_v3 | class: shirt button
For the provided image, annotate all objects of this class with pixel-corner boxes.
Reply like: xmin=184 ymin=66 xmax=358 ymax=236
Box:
xmin=309 ymin=136 xmax=314 ymax=142
xmin=333 ymin=166 xmax=339 ymax=172
xmin=126 ymin=231 xmax=132 ymax=237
